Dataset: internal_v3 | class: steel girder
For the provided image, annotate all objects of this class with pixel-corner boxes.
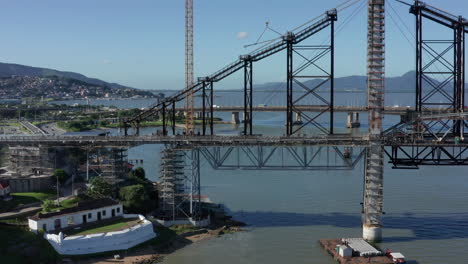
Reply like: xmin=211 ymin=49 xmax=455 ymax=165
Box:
xmin=285 ymin=10 xmax=336 ymax=136
xmin=123 ymin=10 xmax=338 ymax=134
xmin=384 ymin=112 xmax=468 ymax=143
xmin=411 ymin=1 xmax=466 ymax=137
xmin=385 ymin=145 xmax=468 ymax=168
xmin=198 ymin=145 xmax=363 ymax=170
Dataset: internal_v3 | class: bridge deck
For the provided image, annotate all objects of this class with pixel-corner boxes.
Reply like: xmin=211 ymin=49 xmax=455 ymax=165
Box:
xmin=171 ymin=106 xmax=453 ymax=115
xmin=1 ymin=135 xmax=467 ymax=147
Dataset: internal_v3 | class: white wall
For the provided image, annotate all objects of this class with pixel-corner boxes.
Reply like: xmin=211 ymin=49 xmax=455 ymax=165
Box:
xmin=0 ymin=186 xmax=9 ymax=196
xmin=30 ymin=204 xmax=123 ymax=233
xmin=28 ymin=218 xmax=38 ymax=231
xmin=45 ymin=214 xmax=157 ymax=255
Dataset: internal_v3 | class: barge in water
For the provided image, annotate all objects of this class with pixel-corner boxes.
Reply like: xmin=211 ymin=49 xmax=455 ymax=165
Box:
xmin=319 ymin=238 xmax=406 ymax=264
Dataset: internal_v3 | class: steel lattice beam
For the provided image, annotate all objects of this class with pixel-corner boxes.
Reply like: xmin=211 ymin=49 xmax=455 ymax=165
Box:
xmin=199 ymin=146 xmax=364 ymax=170
xmin=385 ymin=145 xmax=468 ymax=168
xmin=411 ymin=0 xmax=466 ymax=137
xmin=285 ymin=10 xmax=336 ymax=136
xmin=123 ymin=10 xmax=338 ymax=132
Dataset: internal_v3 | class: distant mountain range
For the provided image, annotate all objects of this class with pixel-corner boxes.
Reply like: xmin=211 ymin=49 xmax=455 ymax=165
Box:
xmin=0 ymin=62 xmax=155 ymax=99
xmin=0 ymin=62 xmax=131 ymax=91
xmin=254 ymin=71 xmax=465 ymax=92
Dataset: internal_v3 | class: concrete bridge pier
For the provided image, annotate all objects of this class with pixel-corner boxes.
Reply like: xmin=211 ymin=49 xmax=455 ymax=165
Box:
xmin=231 ymin=112 xmax=240 ymax=124
xmin=241 ymin=112 xmax=249 ymax=124
xmin=347 ymin=112 xmax=360 ymax=128
xmin=294 ymin=112 xmax=303 ymax=125
xmin=362 ymin=141 xmax=384 ymax=242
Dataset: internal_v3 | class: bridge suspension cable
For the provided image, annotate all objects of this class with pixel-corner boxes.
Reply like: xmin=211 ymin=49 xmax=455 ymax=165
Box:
xmin=124 ymin=0 xmax=368 ymax=134
xmin=245 ymin=0 xmax=363 ymax=51
xmin=260 ymin=0 xmax=367 ymax=108
xmin=292 ymin=0 xmax=366 ymax=83
xmin=387 ymin=0 xmax=415 ymax=48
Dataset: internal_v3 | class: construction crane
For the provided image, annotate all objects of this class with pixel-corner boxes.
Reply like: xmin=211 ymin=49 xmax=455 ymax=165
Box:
xmin=185 ymin=0 xmax=194 ymax=134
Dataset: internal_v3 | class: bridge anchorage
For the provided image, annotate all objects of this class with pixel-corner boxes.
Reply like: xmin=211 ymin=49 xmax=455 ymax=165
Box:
xmin=3 ymin=0 xmax=468 ymax=245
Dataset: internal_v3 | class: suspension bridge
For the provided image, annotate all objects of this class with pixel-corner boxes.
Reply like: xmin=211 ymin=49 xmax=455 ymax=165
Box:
xmin=2 ymin=0 xmax=468 ymax=242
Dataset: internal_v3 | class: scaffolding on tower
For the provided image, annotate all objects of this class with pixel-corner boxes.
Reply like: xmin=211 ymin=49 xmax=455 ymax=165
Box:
xmin=185 ymin=0 xmax=195 ymax=134
xmin=363 ymin=0 xmax=385 ymax=243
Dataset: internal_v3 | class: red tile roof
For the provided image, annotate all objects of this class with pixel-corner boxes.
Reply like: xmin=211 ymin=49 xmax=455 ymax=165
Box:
xmin=30 ymin=198 xmax=119 ymax=220
xmin=0 ymin=181 xmax=9 ymax=190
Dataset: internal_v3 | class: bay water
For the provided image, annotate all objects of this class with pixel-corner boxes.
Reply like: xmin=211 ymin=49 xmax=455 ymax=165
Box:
xmin=54 ymin=92 xmax=468 ymax=264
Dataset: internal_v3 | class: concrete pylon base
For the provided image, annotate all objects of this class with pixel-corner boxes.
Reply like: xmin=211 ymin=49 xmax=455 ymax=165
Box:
xmin=362 ymin=225 xmax=382 ymax=242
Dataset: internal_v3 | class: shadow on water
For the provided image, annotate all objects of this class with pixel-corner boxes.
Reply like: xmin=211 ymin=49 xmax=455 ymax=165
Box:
xmin=231 ymin=210 xmax=468 ymax=242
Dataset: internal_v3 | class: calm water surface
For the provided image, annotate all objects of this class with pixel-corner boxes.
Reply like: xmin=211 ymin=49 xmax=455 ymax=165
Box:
xmin=56 ymin=93 xmax=468 ymax=264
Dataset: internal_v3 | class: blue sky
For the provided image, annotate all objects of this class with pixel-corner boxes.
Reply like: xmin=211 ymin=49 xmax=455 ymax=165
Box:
xmin=0 ymin=0 xmax=467 ymax=90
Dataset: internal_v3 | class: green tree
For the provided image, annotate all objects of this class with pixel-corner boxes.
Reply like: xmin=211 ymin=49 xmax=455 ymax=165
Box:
xmin=99 ymin=120 xmax=110 ymax=127
xmin=86 ymin=176 xmax=113 ymax=199
xmin=41 ymin=199 xmax=55 ymax=212
xmin=129 ymin=167 xmax=146 ymax=181
xmin=68 ymin=148 xmax=86 ymax=179
xmin=53 ymin=169 xmax=69 ymax=185
xmin=119 ymin=184 xmax=148 ymax=213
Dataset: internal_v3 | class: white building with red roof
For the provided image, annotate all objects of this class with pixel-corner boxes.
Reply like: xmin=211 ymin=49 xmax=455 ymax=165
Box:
xmin=0 ymin=181 xmax=11 ymax=200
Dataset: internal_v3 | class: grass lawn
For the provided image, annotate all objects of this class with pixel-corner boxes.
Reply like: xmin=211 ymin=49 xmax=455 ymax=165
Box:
xmin=0 ymin=191 xmax=56 ymax=212
xmin=12 ymin=192 xmax=56 ymax=204
xmin=31 ymin=121 xmax=50 ymax=126
xmin=40 ymin=196 xmax=84 ymax=213
xmin=59 ymin=196 xmax=81 ymax=208
xmin=47 ymin=196 xmax=81 ymax=212
xmin=65 ymin=217 xmax=141 ymax=236
xmin=0 ymin=225 xmax=60 ymax=263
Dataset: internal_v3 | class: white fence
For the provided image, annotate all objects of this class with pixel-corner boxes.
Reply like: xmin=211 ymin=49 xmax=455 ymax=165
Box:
xmin=45 ymin=214 xmax=157 ymax=255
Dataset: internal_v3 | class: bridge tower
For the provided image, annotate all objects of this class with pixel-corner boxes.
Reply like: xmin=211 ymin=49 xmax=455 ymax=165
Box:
xmin=363 ymin=0 xmax=385 ymax=242
xmin=185 ymin=0 xmax=195 ymax=134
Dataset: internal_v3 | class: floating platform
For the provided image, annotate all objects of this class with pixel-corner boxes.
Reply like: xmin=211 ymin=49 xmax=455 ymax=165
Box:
xmin=319 ymin=239 xmax=394 ymax=264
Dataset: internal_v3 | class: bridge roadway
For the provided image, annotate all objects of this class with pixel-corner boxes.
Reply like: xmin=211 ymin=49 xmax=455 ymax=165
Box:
xmin=172 ymin=106 xmax=452 ymax=115
xmin=1 ymin=134 xmax=467 ymax=148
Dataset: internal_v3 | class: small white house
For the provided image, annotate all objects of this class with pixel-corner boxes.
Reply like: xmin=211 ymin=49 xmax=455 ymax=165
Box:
xmin=338 ymin=245 xmax=353 ymax=257
xmin=28 ymin=198 xmax=123 ymax=233
xmin=0 ymin=181 xmax=11 ymax=200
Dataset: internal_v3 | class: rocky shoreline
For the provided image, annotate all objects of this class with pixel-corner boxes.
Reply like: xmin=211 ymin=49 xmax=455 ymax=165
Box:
xmin=75 ymin=219 xmax=246 ymax=264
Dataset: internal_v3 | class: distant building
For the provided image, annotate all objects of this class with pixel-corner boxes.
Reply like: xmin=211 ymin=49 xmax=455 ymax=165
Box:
xmin=28 ymin=198 xmax=123 ymax=233
xmin=0 ymin=181 xmax=11 ymax=200
xmin=0 ymin=146 xmax=54 ymax=193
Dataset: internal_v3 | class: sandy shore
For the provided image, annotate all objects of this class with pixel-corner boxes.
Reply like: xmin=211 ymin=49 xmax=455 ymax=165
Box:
xmin=71 ymin=225 xmax=243 ymax=264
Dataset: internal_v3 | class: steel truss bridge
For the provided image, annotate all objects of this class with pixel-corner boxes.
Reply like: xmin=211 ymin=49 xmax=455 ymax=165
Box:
xmin=146 ymin=105 xmax=466 ymax=115
xmin=2 ymin=0 xmax=468 ymax=242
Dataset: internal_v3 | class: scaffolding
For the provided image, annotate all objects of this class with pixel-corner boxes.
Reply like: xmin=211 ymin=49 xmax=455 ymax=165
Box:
xmin=158 ymin=146 xmax=201 ymax=220
xmin=86 ymin=148 xmax=129 ymax=185
xmin=8 ymin=146 xmax=53 ymax=176
xmin=363 ymin=0 xmax=385 ymax=242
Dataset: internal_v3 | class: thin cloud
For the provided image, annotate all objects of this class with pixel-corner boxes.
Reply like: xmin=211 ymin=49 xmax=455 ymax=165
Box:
xmin=237 ymin=32 xmax=249 ymax=40
xmin=102 ymin=59 xmax=112 ymax=65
